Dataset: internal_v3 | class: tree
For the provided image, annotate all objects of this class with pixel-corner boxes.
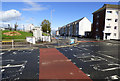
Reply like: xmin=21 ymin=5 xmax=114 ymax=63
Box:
xmin=41 ymin=19 xmax=51 ymax=33
xmin=14 ymin=22 xmax=18 ymax=31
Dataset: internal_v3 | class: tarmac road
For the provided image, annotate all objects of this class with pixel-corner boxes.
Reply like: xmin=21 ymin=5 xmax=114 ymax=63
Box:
xmin=1 ymin=38 xmax=120 ymax=81
xmin=1 ymin=49 xmax=40 ymax=81
xmin=57 ymin=41 xmax=120 ymax=81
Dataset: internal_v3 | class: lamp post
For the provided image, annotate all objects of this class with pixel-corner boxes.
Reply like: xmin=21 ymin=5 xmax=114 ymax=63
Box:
xmin=47 ymin=23 xmax=48 ymax=35
xmin=51 ymin=9 xmax=55 ymax=36
xmin=23 ymin=25 xmax=24 ymax=31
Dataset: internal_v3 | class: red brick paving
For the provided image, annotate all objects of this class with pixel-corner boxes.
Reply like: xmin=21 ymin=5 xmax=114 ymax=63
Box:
xmin=39 ymin=48 xmax=92 ymax=81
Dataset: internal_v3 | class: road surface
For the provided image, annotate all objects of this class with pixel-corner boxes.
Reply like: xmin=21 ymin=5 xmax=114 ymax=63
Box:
xmin=1 ymin=38 xmax=120 ymax=81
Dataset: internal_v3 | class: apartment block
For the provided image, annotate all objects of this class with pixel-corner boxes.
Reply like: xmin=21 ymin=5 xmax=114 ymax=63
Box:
xmin=55 ymin=30 xmax=59 ymax=36
xmin=92 ymin=4 xmax=120 ymax=40
xmin=59 ymin=17 xmax=91 ymax=37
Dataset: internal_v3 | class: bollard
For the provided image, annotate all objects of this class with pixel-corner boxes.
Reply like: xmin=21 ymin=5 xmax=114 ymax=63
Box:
xmin=75 ymin=38 xmax=78 ymax=43
xmin=30 ymin=43 xmax=31 ymax=47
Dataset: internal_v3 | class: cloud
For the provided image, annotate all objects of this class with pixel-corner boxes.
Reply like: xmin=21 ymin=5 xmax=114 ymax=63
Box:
xmin=2 ymin=0 xmax=119 ymax=2
xmin=22 ymin=0 xmax=47 ymax=11
xmin=0 ymin=9 xmax=22 ymax=22
xmin=25 ymin=17 xmax=34 ymax=23
xmin=0 ymin=22 xmax=11 ymax=27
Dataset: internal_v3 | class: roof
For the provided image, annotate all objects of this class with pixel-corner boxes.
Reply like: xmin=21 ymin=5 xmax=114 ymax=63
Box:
xmin=69 ymin=17 xmax=85 ymax=25
xmin=93 ymin=4 xmax=119 ymax=14
xmin=60 ymin=17 xmax=85 ymax=28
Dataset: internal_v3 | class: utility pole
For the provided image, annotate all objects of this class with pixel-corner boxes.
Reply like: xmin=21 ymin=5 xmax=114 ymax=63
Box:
xmin=51 ymin=9 xmax=55 ymax=36
xmin=47 ymin=23 xmax=48 ymax=35
xmin=23 ymin=25 xmax=24 ymax=31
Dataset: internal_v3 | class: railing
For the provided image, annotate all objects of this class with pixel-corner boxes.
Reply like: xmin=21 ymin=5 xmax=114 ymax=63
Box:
xmin=2 ymin=40 xmax=14 ymax=48
xmin=1 ymin=39 xmax=32 ymax=49
xmin=41 ymin=36 xmax=51 ymax=42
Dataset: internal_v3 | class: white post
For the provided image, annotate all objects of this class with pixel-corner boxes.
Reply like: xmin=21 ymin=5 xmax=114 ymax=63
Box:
xmin=30 ymin=42 xmax=31 ymax=47
xmin=50 ymin=9 xmax=55 ymax=40
xmin=12 ymin=40 xmax=14 ymax=48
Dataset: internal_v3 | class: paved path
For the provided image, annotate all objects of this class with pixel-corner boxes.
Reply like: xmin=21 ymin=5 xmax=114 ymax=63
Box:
xmin=39 ymin=48 xmax=92 ymax=81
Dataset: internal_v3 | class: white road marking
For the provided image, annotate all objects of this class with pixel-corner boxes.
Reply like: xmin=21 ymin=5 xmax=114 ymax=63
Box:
xmin=110 ymin=75 xmax=119 ymax=80
xmin=98 ymin=52 xmax=120 ymax=61
xmin=79 ymin=68 xmax=82 ymax=69
xmin=1 ymin=69 xmax=5 ymax=72
xmin=101 ymin=67 xmax=120 ymax=71
xmin=73 ymin=54 xmax=76 ymax=57
xmin=0 ymin=52 xmax=5 ymax=55
xmin=73 ymin=62 xmax=76 ymax=64
xmin=86 ymin=74 xmax=90 ymax=76
xmin=13 ymin=52 xmax=17 ymax=54
xmin=3 ymin=59 xmax=14 ymax=62
xmin=2 ymin=64 xmax=24 ymax=68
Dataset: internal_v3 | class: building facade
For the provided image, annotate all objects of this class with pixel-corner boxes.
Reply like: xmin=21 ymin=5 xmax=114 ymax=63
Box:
xmin=55 ymin=30 xmax=59 ymax=36
xmin=33 ymin=27 xmax=42 ymax=41
xmin=58 ymin=17 xmax=91 ymax=37
xmin=25 ymin=24 xmax=35 ymax=32
xmin=92 ymin=4 xmax=120 ymax=40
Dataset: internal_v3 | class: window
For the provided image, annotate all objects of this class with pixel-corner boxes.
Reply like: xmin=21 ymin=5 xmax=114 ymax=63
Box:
xmin=114 ymin=26 xmax=117 ymax=29
xmin=96 ymin=28 xmax=98 ymax=31
xmin=114 ymin=33 xmax=116 ymax=36
xmin=107 ymin=11 xmax=112 ymax=13
xmin=106 ymin=26 xmax=111 ymax=28
xmin=96 ymin=22 xmax=99 ymax=25
xmin=116 ymin=11 xmax=118 ymax=15
xmin=106 ymin=19 xmax=112 ymax=21
xmin=115 ymin=19 xmax=118 ymax=22
xmin=97 ymin=15 xmax=99 ymax=18
xmin=105 ymin=33 xmax=111 ymax=36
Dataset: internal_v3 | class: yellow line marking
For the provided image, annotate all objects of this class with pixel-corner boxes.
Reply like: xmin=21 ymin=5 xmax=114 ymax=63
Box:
xmin=2 ymin=40 xmax=12 ymax=43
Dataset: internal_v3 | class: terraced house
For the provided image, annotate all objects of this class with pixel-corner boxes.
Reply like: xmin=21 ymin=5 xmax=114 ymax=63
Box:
xmin=59 ymin=17 xmax=91 ymax=37
xmin=92 ymin=4 xmax=120 ymax=40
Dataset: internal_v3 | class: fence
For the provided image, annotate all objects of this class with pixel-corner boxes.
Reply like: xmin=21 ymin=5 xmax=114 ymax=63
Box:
xmin=41 ymin=36 xmax=51 ymax=42
xmin=1 ymin=39 xmax=32 ymax=49
xmin=26 ymin=37 xmax=36 ymax=44
xmin=2 ymin=40 xmax=14 ymax=48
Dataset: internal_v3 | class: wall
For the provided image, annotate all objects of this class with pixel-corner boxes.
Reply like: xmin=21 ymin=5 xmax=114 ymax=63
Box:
xmin=25 ymin=24 xmax=35 ymax=32
xmin=104 ymin=8 xmax=119 ymax=40
xmin=79 ymin=17 xmax=91 ymax=36
xmin=69 ymin=24 xmax=73 ymax=36
xmin=92 ymin=9 xmax=106 ymax=39
xmin=75 ymin=23 xmax=79 ymax=36
xmin=33 ymin=28 xmax=42 ymax=41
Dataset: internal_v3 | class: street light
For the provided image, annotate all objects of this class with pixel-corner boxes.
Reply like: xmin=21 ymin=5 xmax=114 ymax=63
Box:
xmin=47 ymin=23 xmax=48 ymax=35
xmin=23 ymin=25 xmax=24 ymax=31
xmin=51 ymin=9 xmax=55 ymax=36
